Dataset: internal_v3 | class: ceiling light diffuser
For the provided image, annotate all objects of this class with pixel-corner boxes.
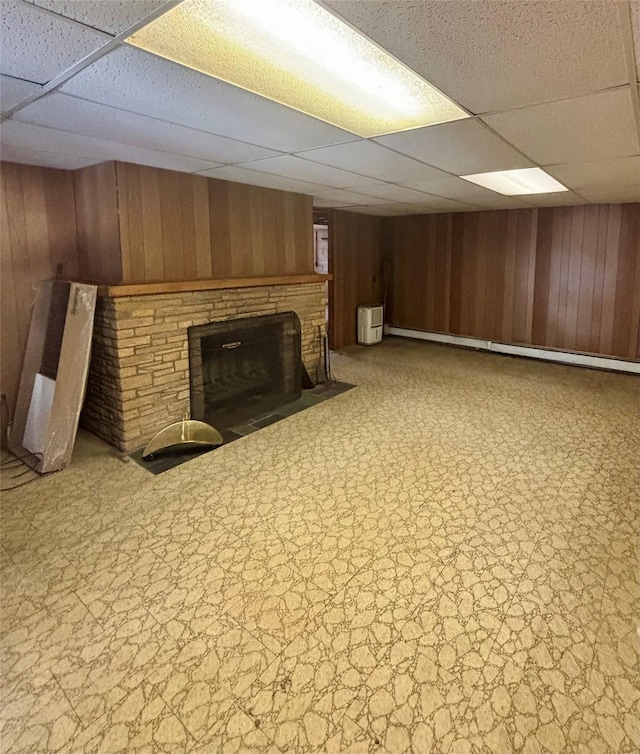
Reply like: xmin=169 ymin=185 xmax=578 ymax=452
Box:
xmin=126 ymin=0 xmax=469 ymax=137
xmin=461 ymin=168 xmax=569 ymax=195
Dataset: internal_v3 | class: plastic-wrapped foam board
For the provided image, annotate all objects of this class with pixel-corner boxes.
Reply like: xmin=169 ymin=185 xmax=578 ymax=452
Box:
xmin=9 ymin=280 xmax=97 ymax=473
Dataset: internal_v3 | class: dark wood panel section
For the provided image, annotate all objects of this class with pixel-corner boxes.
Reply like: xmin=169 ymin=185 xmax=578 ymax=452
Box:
xmin=386 ymin=203 xmax=639 ymax=360
xmin=329 ymin=210 xmax=384 ymax=350
xmin=0 ymin=162 xmax=79 ymax=434
xmin=74 ymin=162 xmax=121 ymax=284
xmin=388 ymin=209 xmax=536 ymax=343
xmin=533 ymin=205 xmax=640 ymax=359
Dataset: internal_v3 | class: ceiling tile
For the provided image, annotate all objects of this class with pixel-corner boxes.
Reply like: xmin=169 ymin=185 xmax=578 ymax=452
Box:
xmin=545 ymin=156 xmax=640 ymax=189
xmin=197 ymin=165 xmax=333 ymax=196
xmin=345 ymin=205 xmax=412 ymax=216
xmin=0 ymin=74 xmax=42 ymax=113
xmin=401 ymin=176 xmax=532 ymax=208
xmin=14 ymin=92 xmax=280 ymax=164
xmin=349 ymin=184 xmax=439 ymax=203
xmin=28 ymin=0 xmax=172 ymax=35
xmin=326 ymin=1 xmax=628 ymax=114
xmin=312 ymin=197 xmax=353 ymax=208
xmin=347 ymin=199 xmax=478 ymax=216
xmin=521 ymin=191 xmax=589 ymax=207
xmin=482 ymin=88 xmax=640 ymax=164
xmin=299 ymin=140 xmax=447 ymax=183
xmin=311 ymin=188 xmax=390 ymax=206
xmin=60 ymin=45 xmax=358 ymax=153
xmin=0 ymin=1 xmax=111 ymax=84
xmin=375 ymin=119 xmax=532 ymax=174
xmin=0 ymin=143 xmax=98 ymax=170
xmin=236 ymin=155 xmax=386 ymax=188
xmin=0 ymin=120 xmax=222 ymax=173
xmin=577 ymin=185 xmax=640 ymax=203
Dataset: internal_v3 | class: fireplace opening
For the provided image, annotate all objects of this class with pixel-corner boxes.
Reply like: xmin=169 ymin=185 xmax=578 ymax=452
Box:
xmin=188 ymin=312 xmax=302 ymax=430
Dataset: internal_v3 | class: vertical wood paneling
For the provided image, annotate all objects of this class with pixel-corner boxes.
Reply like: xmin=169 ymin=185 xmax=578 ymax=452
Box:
xmin=533 ymin=203 xmax=640 ymax=358
xmin=139 ymin=165 xmax=164 ymax=281
xmin=425 ymin=218 xmax=437 ymax=327
xmin=524 ymin=209 xmax=538 ymax=343
xmin=294 ymin=193 xmax=312 ymax=274
xmin=74 ymin=161 xmax=121 ymax=284
xmin=612 ymin=204 xmax=640 ymax=358
xmin=512 ymin=210 xmax=535 ymax=344
xmin=449 ymin=215 xmax=464 ymax=334
xmin=589 ymin=206 xmax=609 ymax=353
xmin=118 ymin=163 xmax=145 ymax=282
xmin=475 ymin=212 xmax=488 ymax=337
xmin=387 ymin=210 xmax=535 ymax=343
xmin=1 ymin=162 xmax=79 ymax=434
xmin=159 ymin=169 xmax=184 ymax=281
xmin=385 ymin=203 xmax=639 ymax=360
xmin=434 ymin=215 xmax=451 ymax=333
xmin=329 ymin=210 xmax=383 ymax=350
xmin=208 ymin=177 xmax=313 ymax=279
xmin=574 ymin=206 xmax=599 ymax=352
xmin=502 ymin=211 xmax=519 ymax=342
xmin=565 ymin=205 xmax=585 ymax=350
xmin=192 ymin=176 xmax=212 ymax=279
xmin=531 ymin=210 xmax=551 ymax=345
xmin=556 ymin=209 xmax=573 ymax=348
xmin=624 ymin=206 xmax=640 ymax=359
xmin=96 ymin=162 xmax=313 ymax=283
xmin=543 ymin=208 xmax=562 ymax=347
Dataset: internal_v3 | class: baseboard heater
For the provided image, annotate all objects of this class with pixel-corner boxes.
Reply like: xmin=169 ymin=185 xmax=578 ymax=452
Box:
xmin=384 ymin=326 xmax=640 ymax=375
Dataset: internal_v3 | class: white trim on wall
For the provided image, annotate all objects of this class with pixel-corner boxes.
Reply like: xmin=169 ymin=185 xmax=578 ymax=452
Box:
xmin=384 ymin=326 xmax=640 ymax=375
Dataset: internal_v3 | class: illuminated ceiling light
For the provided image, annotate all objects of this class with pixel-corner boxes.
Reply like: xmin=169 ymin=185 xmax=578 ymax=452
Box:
xmin=461 ymin=167 xmax=569 ymax=195
xmin=126 ymin=0 xmax=469 ymax=137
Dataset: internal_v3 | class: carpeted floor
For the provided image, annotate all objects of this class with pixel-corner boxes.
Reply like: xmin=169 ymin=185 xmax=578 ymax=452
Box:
xmin=1 ymin=338 xmax=638 ymax=753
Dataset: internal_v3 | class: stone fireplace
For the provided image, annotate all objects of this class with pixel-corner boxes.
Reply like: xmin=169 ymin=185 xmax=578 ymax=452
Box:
xmin=188 ymin=312 xmax=302 ymax=430
xmin=81 ymin=277 xmax=328 ymax=452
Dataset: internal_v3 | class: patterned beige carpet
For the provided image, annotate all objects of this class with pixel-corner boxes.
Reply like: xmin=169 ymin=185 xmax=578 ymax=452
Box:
xmin=1 ymin=338 xmax=638 ymax=753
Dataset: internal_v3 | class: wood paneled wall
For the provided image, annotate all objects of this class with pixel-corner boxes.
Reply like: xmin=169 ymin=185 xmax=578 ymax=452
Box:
xmin=116 ymin=163 xmax=212 ymax=283
xmin=75 ymin=162 xmax=121 ymax=284
xmin=74 ymin=162 xmax=314 ymax=284
xmin=0 ymin=162 xmax=79 ymax=434
xmin=532 ymin=205 xmax=640 ymax=358
xmin=209 ymin=179 xmax=312 ymax=278
xmin=329 ymin=209 xmax=384 ymax=349
xmin=385 ymin=203 xmax=640 ymax=360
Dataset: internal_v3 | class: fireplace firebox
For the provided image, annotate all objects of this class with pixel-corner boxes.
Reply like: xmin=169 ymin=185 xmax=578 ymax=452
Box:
xmin=188 ymin=312 xmax=302 ymax=430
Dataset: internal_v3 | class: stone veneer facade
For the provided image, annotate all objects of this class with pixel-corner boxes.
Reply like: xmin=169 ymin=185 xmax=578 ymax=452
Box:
xmin=82 ymin=282 xmax=327 ymax=452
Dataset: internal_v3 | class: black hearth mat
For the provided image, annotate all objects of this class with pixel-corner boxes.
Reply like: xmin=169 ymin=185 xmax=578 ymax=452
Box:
xmin=128 ymin=380 xmax=355 ymax=475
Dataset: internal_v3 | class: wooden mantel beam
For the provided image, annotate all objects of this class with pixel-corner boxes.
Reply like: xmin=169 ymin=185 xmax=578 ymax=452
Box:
xmin=98 ymin=274 xmax=331 ymax=298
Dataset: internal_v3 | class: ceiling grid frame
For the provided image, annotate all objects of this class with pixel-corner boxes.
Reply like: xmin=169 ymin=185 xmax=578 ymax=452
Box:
xmin=0 ymin=0 xmax=638 ymax=212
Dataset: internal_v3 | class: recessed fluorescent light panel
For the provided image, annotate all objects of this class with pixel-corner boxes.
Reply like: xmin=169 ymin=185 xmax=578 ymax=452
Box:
xmin=461 ymin=168 xmax=569 ymax=195
xmin=126 ymin=0 xmax=468 ymax=137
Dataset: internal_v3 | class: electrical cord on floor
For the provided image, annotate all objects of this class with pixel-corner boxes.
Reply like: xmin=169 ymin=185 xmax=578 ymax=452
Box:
xmin=0 ymin=448 xmax=42 ymax=490
xmin=1 ymin=458 xmax=25 ymax=468
xmin=1 ymin=476 xmax=40 ymax=491
xmin=1 ymin=468 xmax=40 ymax=491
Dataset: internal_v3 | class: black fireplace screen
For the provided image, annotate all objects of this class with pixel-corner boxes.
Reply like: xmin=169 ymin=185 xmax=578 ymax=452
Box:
xmin=188 ymin=312 xmax=302 ymax=430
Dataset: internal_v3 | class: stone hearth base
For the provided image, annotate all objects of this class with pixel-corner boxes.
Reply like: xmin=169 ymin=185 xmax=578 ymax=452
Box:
xmin=81 ymin=282 xmax=327 ymax=452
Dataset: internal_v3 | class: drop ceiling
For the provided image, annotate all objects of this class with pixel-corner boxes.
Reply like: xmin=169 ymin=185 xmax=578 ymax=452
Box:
xmin=1 ymin=0 xmax=639 ymax=215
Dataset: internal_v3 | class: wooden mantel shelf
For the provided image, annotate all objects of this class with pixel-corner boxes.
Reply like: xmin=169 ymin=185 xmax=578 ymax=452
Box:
xmin=98 ymin=274 xmax=332 ymax=298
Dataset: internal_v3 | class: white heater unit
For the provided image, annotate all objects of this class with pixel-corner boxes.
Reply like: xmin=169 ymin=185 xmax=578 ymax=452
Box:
xmin=357 ymin=304 xmax=383 ymax=345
